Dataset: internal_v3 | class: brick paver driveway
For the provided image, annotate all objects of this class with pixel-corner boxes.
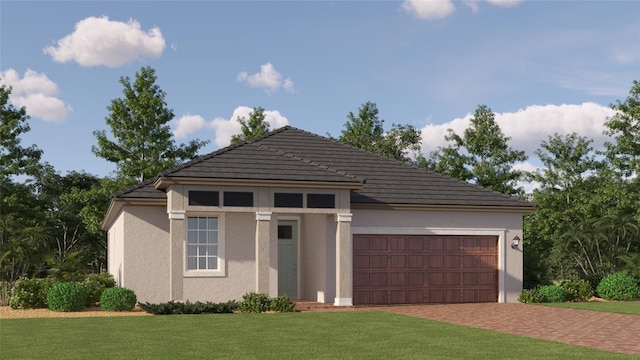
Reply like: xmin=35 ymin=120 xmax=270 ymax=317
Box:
xmin=373 ymin=303 xmax=640 ymax=356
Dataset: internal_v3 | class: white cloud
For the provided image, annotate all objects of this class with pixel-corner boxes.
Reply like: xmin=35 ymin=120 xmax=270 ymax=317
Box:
xmin=0 ymin=68 xmax=71 ymax=122
xmin=237 ymin=63 xmax=295 ymax=93
xmin=172 ymin=106 xmax=289 ymax=147
xmin=173 ymin=114 xmax=206 ymax=139
xmin=420 ymin=102 xmax=615 ymax=159
xmin=43 ymin=16 xmax=165 ymax=67
xmin=402 ymin=0 xmax=522 ymax=20
xmin=401 ymin=0 xmax=456 ymax=20
xmin=485 ymin=0 xmax=522 ymax=8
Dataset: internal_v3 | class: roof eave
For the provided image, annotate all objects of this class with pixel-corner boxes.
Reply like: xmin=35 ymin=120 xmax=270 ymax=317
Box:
xmin=351 ymin=202 xmax=536 ymax=213
xmin=153 ymin=176 xmax=364 ymax=191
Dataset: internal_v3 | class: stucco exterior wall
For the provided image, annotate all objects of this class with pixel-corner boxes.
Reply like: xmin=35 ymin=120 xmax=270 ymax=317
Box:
xmin=108 ymin=210 xmax=125 ymax=287
xmin=301 ymin=214 xmax=327 ymax=302
xmin=122 ymin=205 xmax=170 ymax=303
xmin=183 ymin=212 xmax=256 ymax=302
xmin=351 ymin=208 xmax=524 ymax=303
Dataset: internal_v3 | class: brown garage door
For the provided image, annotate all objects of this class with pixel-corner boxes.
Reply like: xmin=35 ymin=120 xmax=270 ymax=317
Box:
xmin=353 ymin=235 xmax=498 ymax=305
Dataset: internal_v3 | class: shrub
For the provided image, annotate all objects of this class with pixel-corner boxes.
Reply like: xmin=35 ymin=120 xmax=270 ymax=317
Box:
xmin=560 ymin=279 xmax=594 ymax=302
xmin=47 ymin=282 xmax=86 ymax=312
xmin=238 ymin=292 xmax=270 ymax=313
xmin=518 ymin=288 xmax=545 ymax=304
xmin=538 ymin=284 xmax=566 ymax=303
xmin=100 ymin=287 xmax=137 ymax=311
xmin=138 ymin=300 xmax=238 ymax=315
xmin=82 ymin=273 xmax=116 ymax=307
xmin=269 ymin=295 xmax=295 ymax=312
xmin=9 ymin=278 xmax=54 ymax=309
xmin=596 ymin=272 xmax=639 ymax=301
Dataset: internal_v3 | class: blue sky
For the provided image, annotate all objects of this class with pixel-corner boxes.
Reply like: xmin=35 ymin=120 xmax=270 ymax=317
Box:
xmin=1 ymin=1 xmax=639 ymax=183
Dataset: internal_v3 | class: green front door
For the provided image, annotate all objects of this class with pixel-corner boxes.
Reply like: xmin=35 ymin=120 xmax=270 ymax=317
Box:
xmin=278 ymin=220 xmax=298 ymax=297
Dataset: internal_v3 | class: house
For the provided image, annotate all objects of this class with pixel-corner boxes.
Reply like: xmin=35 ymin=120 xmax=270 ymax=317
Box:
xmin=102 ymin=126 xmax=534 ymax=306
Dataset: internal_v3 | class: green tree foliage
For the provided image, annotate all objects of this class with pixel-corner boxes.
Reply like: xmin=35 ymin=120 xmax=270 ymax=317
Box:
xmin=604 ymin=80 xmax=640 ymax=179
xmin=338 ymin=102 xmax=421 ymax=162
xmin=525 ymin=132 xmax=640 ymax=281
xmin=230 ymin=107 xmax=271 ymax=144
xmin=424 ymin=105 xmax=527 ymax=196
xmin=0 ymin=83 xmax=48 ymax=303
xmin=92 ymin=66 xmax=208 ymax=182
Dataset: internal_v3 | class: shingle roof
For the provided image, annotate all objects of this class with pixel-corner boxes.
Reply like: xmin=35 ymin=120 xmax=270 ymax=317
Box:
xmin=115 ymin=126 xmax=534 ymax=209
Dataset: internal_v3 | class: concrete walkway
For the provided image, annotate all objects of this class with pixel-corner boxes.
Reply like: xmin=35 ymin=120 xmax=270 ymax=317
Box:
xmin=371 ymin=303 xmax=640 ymax=356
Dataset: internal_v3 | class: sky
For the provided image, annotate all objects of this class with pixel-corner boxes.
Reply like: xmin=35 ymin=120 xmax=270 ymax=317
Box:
xmin=1 ymin=1 xmax=639 ymax=188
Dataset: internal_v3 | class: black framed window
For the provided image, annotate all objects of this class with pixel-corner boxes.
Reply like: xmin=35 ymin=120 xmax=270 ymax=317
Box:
xmin=188 ymin=191 xmax=219 ymax=206
xmin=274 ymin=193 xmax=303 ymax=208
xmin=307 ymin=193 xmax=335 ymax=208
xmin=223 ymin=191 xmax=254 ymax=207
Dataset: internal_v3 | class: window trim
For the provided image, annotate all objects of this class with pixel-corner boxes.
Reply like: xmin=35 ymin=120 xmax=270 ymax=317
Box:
xmin=183 ymin=213 xmax=226 ymax=277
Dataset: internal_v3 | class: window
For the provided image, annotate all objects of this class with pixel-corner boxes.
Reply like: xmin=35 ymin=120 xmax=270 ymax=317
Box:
xmin=224 ymin=191 xmax=254 ymax=207
xmin=188 ymin=191 xmax=219 ymax=206
xmin=187 ymin=217 xmax=219 ymax=271
xmin=274 ymin=192 xmax=303 ymax=208
xmin=307 ymin=193 xmax=335 ymax=208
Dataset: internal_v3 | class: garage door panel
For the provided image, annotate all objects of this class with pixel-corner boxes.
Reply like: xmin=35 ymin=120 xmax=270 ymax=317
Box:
xmin=390 ymin=255 xmax=406 ymax=268
xmin=353 ymin=235 xmax=498 ymax=306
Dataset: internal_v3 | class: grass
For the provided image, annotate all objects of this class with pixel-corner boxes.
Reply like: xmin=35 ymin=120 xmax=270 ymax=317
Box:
xmin=1 ymin=311 xmax=634 ymax=359
xmin=540 ymin=300 xmax=640 ymax=315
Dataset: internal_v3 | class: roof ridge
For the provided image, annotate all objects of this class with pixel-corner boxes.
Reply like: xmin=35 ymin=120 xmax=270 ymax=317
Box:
xmin=254 ymin=142 xmax=365 ymax=183
xmin=111 ymin=176 xmax=158 ymax=198
xmin=159 ymin=126 xmax=292 ymax=177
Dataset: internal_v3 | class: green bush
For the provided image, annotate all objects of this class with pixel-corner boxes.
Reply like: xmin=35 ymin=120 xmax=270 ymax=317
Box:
xmin=9 ymin=278 xmax=55 ymax=309
xmin=81 ymin=273 xmax=116 ymax=307
xmin=518 ymin=288 xmax=545 ymax=304
xmin=100 ymin=287 xmax=137 ymax=311
xmin=538 ymin=285 xmax=566 ymax=303
xmin=47 ymin=282 xmax=87 ymax=312
xmin=596 ymin=272 xmax=639 ymax=301
xmin=238 ymin=292 xmax=270 ymax=313
xmin=560 ymin=279 xmax=594 ymax=302
xmin=138 ymin=300 xmax=238 ymax=315
xmin=269 ymin=295 xmax=295 ymax=312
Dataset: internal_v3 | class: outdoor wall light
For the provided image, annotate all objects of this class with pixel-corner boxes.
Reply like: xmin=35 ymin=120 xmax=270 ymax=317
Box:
xmin=511 ymin=235 xmax=521 ymax=249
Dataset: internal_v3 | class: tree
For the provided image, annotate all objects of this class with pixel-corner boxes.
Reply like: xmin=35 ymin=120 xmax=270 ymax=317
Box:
xmin=0 ymin=83 xmax=47 ymax=303
xmin=604 ymin=80 xmax=640 ymax=179
xmin=424 ymin=105 xmax=527 ymax=196
xmin=524 ymin=133 xmax=640 ymax=281
xmin=92 ymin=66 xmax=208 ymax=182
xmin=338 ymin=102 xmax=421 ymax=162
xmin=230 ymin=107 xmax=270 ymax=144
xmin=0 ymin=83 xmax=42 ymax=178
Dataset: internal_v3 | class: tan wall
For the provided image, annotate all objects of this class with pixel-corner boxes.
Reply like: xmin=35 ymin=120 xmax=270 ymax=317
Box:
xmin=121 ymin=206 xmax=170 ymax=303
xmin=352 ymin=209 xmax=524 ymax=303
xmin=183 ymin=212 xmax=256 ymax=302
xmin=301 ymin=214 xmax=326 ymax=301
xmin=108 ymin=210 xmax=125 ymax=287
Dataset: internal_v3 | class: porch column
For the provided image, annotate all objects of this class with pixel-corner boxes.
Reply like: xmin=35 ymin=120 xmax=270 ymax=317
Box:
xmin=334 ymin=213 xmax=353 ymax=306
xmin=255 ymin=212 xmax=272 ymax=294
xmin=168 ymin=210 xmax=185 ymax=301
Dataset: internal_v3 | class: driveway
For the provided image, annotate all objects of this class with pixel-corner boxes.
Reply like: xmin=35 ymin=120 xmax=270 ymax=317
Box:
xmin=372 ymin=303 xmax=640 ymax=356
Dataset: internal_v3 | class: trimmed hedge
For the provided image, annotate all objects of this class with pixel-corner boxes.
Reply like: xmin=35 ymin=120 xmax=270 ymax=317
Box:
xmin=538 ymin=285 xmax=566 ymax=303
xmin=100 ymin=287 xmax=137 ymax=311
xmin=518 ymin=288 xmax=545 ymax=304
xmin=47 ymin=282 xmax=87 ymax=312
xmin=82 ymin=273 xmax=116 ymax=307
xmin=138 ymin=300 xmax=238 ymax=315
xmin=238 ymin=292 xmax=271 ymax=313
xmin=596 ymin=272 xmax=639 ymax=301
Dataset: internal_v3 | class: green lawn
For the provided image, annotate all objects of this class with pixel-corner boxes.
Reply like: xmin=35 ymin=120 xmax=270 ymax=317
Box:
xmin=540 ymin=300 xmax=640 ymax=315
xmin=1 ymin=311 xmax=634 ymax=359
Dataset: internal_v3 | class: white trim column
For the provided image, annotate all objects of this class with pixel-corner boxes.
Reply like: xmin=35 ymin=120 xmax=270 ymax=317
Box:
xmin=255 ymin=212 xmax=272 ymax=294
xmin=168 ymin=210 xmax=186 ymax=301
xmin=334 ymin=213 xmax=353 ymax=306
